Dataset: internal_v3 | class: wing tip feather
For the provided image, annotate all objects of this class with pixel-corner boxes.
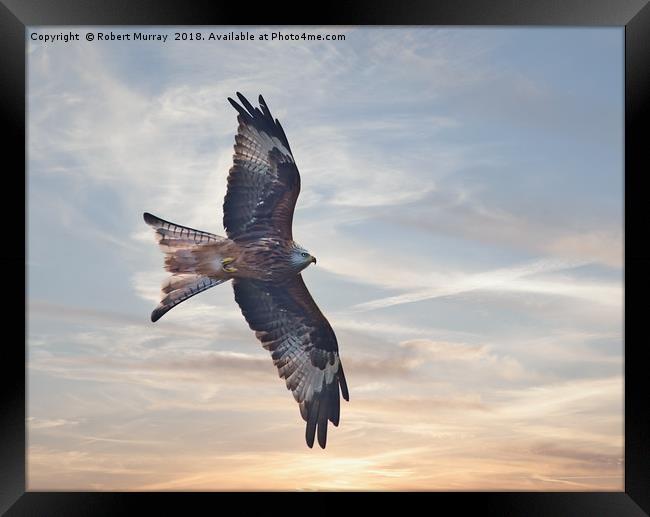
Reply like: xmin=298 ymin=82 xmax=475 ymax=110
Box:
xmin=317 ymin=422 xmax=328 ymax=449
xmin=339 ymin=364 xmax=350 ymax=402
xmin=305 ymin=421 xmax=316 ymax=448
xmin=226 ymin=92 xmax=292 ymax=155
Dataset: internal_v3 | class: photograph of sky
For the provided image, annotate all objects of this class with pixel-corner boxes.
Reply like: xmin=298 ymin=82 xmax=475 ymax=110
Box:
xmin=27 ymin=27 xmax=623 ymax=491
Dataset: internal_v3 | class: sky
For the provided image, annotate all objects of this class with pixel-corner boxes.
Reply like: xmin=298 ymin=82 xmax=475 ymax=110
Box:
xmin=27 ymin=27 xmax=624 ymax=491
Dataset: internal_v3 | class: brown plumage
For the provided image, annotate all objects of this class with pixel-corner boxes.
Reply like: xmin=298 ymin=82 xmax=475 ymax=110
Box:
xmin=143 ymin=93 xmax=349 ymax=449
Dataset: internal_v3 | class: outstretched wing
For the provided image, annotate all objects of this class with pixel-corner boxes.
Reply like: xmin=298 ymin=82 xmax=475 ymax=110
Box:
xmin=233 ymin=275 xmax=349 ymax=449
xmin=223 ymin=92 xmax=300 ymax=242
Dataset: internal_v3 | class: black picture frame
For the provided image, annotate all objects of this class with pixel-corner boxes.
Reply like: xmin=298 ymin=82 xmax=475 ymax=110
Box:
xmin=2 ymin=0 xmax=648 ymax=514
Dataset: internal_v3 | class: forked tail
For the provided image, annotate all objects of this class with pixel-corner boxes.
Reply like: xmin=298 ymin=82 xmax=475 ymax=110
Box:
xmin=143 ymin=212 xmax=228 ymax=322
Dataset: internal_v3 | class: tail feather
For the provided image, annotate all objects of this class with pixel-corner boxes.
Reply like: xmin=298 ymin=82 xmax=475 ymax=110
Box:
xmin=144 ymin=212 xmax=223 ymax=247
xmin=143 ymin=212 xmax=228 ymax=321
xmin=151 ymin=275 xmax=225 ymax=322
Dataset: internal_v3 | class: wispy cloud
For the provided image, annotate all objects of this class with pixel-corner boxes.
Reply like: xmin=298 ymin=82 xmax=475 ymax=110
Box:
xmin=28 ymin=417 xmax=80 ymax=430
xmin=352 ymin=257 xmax=617 ymax=311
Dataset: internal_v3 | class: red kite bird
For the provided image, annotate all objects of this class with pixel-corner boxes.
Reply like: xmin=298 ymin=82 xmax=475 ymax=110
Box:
xmin=143 ymin=93 xmax=349 ymax=449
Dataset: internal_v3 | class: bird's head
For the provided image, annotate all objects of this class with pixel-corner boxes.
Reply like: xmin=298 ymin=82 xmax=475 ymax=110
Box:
xmin=289 ymin=243 xmax=316 ymax=272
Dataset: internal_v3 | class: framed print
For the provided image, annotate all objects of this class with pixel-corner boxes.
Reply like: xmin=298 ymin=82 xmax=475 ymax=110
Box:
xmin=2 ymin=0 xmax=649 ymax=514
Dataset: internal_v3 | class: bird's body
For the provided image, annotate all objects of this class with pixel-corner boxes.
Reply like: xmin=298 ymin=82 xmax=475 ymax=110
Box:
xmin=143 ymin=93 xmax=348 ymax=449
xmin=149 ymin=226 xmax=308 ymax=282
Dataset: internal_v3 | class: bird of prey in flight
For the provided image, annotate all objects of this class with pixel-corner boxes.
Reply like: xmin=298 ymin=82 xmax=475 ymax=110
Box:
xmin=143 ymin=93 xmax=349 ymax=449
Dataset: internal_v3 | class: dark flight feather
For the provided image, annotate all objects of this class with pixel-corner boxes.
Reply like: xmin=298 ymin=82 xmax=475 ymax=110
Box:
xmin=223 ymin=93 xmax=300 ymax=242
xmin=233 ymin=275 xmax=349 ymax=449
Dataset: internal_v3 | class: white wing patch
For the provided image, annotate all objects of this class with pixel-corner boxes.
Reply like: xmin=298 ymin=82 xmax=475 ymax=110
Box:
xmin=237 ymin=122 xmax=294 ymax=167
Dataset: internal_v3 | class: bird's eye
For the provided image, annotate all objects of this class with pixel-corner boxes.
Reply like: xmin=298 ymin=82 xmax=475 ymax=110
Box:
xmin=301 ymin=252 xmax=308 ymax=257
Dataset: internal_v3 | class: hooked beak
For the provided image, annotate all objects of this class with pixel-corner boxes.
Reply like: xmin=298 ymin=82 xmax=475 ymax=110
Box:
xmin=310 ymin=256 xmax=317 ymax=265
